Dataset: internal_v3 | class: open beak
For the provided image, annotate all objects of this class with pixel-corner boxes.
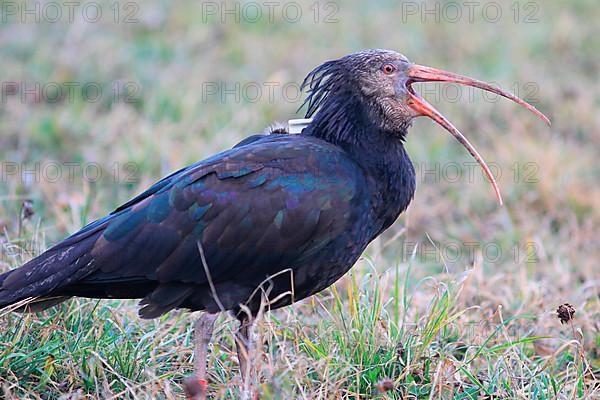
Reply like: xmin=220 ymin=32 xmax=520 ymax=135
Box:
xmin=406 ymin=64 xmax=551 ymax=206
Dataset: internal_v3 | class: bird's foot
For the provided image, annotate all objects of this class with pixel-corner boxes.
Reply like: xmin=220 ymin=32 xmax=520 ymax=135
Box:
xmin=183 ymin=377 xmax=208 ymax=400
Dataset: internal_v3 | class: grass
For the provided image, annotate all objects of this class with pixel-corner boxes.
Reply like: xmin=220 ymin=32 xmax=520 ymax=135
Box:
xmin=0 ymin=254 xmax=596 ymax=398
xmin=1 ymin=0 xmax=600 ymax=398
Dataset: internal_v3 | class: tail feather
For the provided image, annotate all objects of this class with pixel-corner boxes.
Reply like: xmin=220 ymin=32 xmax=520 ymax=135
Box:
xmin=10 ymin=296 xmax=72 ymax=313
xmin=0 ymin=230 xmax=101 ymax=310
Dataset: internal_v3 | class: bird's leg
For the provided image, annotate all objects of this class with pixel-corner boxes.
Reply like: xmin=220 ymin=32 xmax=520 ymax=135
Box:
xmin=184 ymin=312 xmax=218 ymax=400
xmin=235 ymin=316 xmax=255 ymax=400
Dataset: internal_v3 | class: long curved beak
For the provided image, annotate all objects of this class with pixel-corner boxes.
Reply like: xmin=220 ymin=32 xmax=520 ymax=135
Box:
xmin=406 ymin=64 xmax=551 ymax=206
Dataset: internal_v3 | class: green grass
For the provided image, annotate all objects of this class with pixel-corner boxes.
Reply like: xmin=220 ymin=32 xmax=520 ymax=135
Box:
xmin=1 ymin=0 xmax=600 ymax=398
xmin=0 ymin=256 xmax=596 ymax=398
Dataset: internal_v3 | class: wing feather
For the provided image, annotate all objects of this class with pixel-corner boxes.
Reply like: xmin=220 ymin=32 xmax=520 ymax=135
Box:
xmin=1 ymin=134 xmax=366 ymax=315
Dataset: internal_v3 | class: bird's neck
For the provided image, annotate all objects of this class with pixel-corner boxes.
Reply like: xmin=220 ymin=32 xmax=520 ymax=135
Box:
xmin=302 ymin=94 xmax=416 ymax=228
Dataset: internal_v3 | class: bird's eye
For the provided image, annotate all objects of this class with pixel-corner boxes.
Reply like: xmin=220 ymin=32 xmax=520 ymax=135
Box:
xmin=382 ymin=63 xmax=396 ymax=75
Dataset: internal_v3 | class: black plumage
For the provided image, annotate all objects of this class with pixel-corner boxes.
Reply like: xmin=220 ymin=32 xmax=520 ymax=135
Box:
xmin=0 ymin=51 xmax=419 ymax=319
xmin=0 ymin=49 xmax=548 ymax=398
xmin=1 ymin=130 xmax=412 ymax=318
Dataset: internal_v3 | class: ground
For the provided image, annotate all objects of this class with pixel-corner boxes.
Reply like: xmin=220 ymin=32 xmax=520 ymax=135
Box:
xmin=0 ymin=0 xmax=599 ymax=398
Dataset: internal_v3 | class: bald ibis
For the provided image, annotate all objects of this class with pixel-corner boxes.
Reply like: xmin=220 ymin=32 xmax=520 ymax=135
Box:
xmin=0 ymin=49 xmax=549 ymax=399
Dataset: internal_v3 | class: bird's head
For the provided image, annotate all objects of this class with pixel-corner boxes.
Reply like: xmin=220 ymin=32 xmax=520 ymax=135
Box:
xmin=301 ymin=49 xmax=550 ymax=205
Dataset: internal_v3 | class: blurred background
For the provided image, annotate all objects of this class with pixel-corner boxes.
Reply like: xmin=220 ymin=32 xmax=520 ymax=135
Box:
xmin=0 ymin=0 xmax=598 ymax=398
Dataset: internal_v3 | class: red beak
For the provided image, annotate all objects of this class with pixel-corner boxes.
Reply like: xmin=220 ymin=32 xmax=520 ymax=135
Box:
xmin=406 ymin=64 xmax=551 ymax=206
